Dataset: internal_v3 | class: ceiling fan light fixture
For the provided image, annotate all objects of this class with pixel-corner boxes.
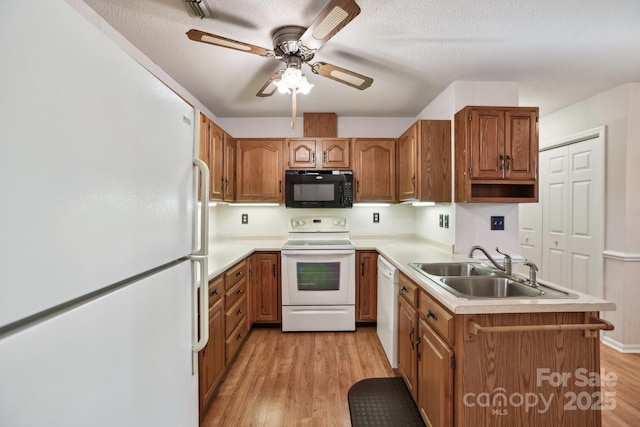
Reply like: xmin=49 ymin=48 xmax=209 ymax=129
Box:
xmin=274 ymin=66 xmax=314 ymax=95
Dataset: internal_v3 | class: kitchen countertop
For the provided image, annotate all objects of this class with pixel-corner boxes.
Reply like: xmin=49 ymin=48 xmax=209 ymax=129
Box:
xmin=206 ymin=235 xmax=616 ymax=315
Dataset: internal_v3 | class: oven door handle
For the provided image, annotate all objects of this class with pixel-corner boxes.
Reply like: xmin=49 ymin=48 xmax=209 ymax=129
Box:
xmin=282 ymin=250 xmax=355 ymax=256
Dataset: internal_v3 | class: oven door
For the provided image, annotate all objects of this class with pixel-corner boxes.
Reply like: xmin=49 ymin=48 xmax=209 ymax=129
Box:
xmin=281 ymin=249 xmax=355 ymax=306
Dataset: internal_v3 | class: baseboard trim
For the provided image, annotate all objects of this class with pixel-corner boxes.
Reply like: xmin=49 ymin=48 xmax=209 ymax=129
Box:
xmin=601 ymin=335 xmax=640 ymax=353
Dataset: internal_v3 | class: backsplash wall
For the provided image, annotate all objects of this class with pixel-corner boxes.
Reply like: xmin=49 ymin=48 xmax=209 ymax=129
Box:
xmin=209 ymin=204 xmax=417 ymax=238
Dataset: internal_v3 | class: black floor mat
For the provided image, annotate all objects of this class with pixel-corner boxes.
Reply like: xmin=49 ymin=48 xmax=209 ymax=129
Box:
xmin=347 ymin=377 xmax=426 ymax=427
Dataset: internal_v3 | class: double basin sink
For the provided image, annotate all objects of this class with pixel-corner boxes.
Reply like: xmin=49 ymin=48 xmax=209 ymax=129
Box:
xmin=409 ymin=262 xmax=577 ymax=299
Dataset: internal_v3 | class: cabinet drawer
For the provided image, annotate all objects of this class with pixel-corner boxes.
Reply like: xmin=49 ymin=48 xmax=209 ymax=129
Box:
xmin=225 ymin=293 xmax=247 ymax=338
xmin=399 ymin=273 xmax=419 ymax=307
xmin=419 ymin=291 xmax=454 ymax=343
xmin=225 ymin=260 xmax=247 ymax=291
xmin=208 ymin=275 xmax=224 ymax=307
xmin=225 ymin=278 xmax=247 ymax=310
xmin=225 ymin=315 xmax=248 ymax=362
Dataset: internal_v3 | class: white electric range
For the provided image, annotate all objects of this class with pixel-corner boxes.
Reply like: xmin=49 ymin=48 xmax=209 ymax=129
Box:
xmin=281 ymin=216 xmax=356 ymax=332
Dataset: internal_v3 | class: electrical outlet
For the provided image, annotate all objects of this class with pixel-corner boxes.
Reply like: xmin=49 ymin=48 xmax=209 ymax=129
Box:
xmin=373 ymin=212 xmax=380 ymax=223
xmin=241 ymin=213 xmax=248 ymax=224
xmin=444 ymin=214 xmax=449 ymax=229
xmin=491 ymin=216 xmax=504 ymax=230
xmin=439 ymin=214 xmax=443 ymax=227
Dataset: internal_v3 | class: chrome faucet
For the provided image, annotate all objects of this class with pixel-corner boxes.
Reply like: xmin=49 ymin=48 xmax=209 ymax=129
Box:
xmin=522 ymin=259 xmax=539 ymax=288
xmin=468 ymin=246 xmax=513 ymax=275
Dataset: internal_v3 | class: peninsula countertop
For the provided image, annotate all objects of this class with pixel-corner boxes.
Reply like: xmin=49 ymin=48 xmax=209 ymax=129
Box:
xmin=206 ymin=235 xmax=616 ymax=315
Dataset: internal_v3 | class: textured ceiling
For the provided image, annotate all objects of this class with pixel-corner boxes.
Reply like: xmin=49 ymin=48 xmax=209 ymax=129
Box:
xmin=81 ymin=0 xmax=640 ymax=118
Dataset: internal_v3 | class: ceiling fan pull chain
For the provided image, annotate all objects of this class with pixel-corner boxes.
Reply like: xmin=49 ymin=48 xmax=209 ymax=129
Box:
xmin=291 ymin=87 xmax=298 ymax=129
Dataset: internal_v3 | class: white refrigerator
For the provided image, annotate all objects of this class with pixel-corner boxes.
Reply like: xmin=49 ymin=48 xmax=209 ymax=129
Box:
xmin=0 ymin=1 xmax=209 ymax=426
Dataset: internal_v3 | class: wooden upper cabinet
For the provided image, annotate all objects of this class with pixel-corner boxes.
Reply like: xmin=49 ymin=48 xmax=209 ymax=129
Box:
xmin=353 ymin=138 xmax=396 ymax=202
xmin=235 ymin=139 xmax=285 ymax=202
xmin=398 ymin=120 xmax=452 ymax=203
xmin=454 ymin=106 xmax=538 ymax=202
xmin=199 ymin=113 xmax=236 ymax=202
xmin=287 ymin=138 xmax=350 ymax=169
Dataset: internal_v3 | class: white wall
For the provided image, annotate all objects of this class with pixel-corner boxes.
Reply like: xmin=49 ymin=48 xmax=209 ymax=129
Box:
xmin=210 ymin=204 xmax=416 ymax=238
xmin=216 ymin=117 xmax=414 ymax=138
xmin=539 ymin=82 xmax=640 ymax=351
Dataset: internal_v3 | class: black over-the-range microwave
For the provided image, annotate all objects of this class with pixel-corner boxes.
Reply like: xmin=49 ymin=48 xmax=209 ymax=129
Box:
xmin=284 ymin=170 xmax=353 ymax=208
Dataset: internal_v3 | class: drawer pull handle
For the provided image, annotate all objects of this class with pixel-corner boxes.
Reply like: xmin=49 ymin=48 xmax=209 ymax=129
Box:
xmin=236 ymin=308 xmax=243 ymax=315
xmin=427 ymin=310 xmax=438 ymax=321
xmin=237 ymin=333 xmax=243 ymax=340
xmin=236 ymin=271 xmax=243 ymax=277
xmin=401 ymin=286 xmax=408 ymax=293
xmin=236 ymin=289 xmax=243 ymax=295
xmin=210 ymin=289 xmax=219 ymax=296
xmin=409 ymin=327 xmax=415 ymax=350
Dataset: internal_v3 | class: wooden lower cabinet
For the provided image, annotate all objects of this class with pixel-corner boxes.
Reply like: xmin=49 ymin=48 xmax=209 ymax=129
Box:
xmin=397 ymin=273 xmax=606 ymax=427
xmin=398 ymin=294 xmax=418 ymax=400
xmin=198 ymin=275 xmax=225 ymax=415
xmin=418 ymin=318 xmax=453 ymax=427
xmin=356 ymin=250 xmax=378 ymax=322
xmin=250 ymin=252 xmax=281 ymax=324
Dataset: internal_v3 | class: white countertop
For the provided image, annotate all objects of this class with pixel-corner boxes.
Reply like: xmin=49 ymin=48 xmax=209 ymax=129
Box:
xmin=206 ymin=235 xmax=616 ymax=315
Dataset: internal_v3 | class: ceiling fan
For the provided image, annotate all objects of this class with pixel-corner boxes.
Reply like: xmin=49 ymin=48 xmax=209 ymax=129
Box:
xmin=185 ymin=0 xmax=374 ymax=99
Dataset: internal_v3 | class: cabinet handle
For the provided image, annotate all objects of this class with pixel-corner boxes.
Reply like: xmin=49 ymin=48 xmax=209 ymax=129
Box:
xmin=505 ymin=155 xmax=511 ymax=172
xmin=427 ymin=309 xmax=438 ymax=321
xmin=416 ymin=337 xmax=422 ymax=361
xmin=411 ymin=176 xmax=415 ymax=189
xmin=323 ymin=150 xmax=327 ymax=163
xmin=361 ymin=262 xmax=365 ymax=276
xmin=236 ymin=271 xmax=243 ymax=277
xmin=356 ymin=180 xmax=360 ymax=193
xmin=401 ymin=286 xmax=408 ymax=293
xmin=272 ymin=264 xmax=276 ymax=277
xmin=499 ymin=154 xmax=505 ymax=172
xmin=210 ymin=289 xmax=219 ymax=296
xmin=409 ymin=327 xmax=415 ymax=350
xmin=236 ymin=333 xmax=243 ymax=340
xmin=236 ymin=308 xmax=243 ymax=315
xmin=279 ymin=180 xmax=282 ymax=193
xmin=236 ymin=288 xmax=243 ymax=295
xmin=312 ymin=151 xmax=316 ymax=163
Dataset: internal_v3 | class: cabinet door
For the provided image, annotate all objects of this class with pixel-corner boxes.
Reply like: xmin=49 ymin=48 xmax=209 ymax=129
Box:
xmin=356 ymin=251 xmax=378 ymax=322
xmin=353 ymin=139 xmax=396 ymax=202
xmin=470 ymin=108 xmax=504 ymax=180
xmin=320 ymin=139 xmax=350 ymax=169
xmin=200 ymin=114 xmax=224 ymax=200
xmin=236 ymin=139 xmax=284 ymax=202
xmin=398 ymin=123 xmax=418 ymax=201
xmin=252 ymin=252 xmax=281 ymax=323
xmin=288 ymin=139 xmax=317 ymax=169
xmin=398 ymin=296 xmax=418 ymax=400
xmin=222 ymin=135 xmax=236 ymax=202
xmin=199 ymin=297 xmax=225 ymax=412
xmin=504 ymin=109 xmax=538 ymax=180
xmin=417 ymin=319 xmax=453 ymax=427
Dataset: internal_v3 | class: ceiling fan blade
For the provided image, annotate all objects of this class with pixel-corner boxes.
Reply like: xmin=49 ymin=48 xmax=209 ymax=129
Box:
xmin=310 ymin=62 xmax=372 ymax=90
xmin=299 ymin=0 xmax=361 ymax=51
xmin=186 ymin=29 xmax=273 ymax=57
xmin=256 ymin=71 xmax=284 ymax=97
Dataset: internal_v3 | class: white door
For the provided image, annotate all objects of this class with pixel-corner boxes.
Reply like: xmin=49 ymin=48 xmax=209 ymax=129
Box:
xmin=521 ymin=128 xmax=605 ymax=297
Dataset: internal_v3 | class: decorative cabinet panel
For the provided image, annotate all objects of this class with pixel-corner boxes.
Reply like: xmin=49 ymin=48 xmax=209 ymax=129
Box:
xmin=287 ymin=138 xmax=350 ymax=169
xmin=352 ymin=139 xmax=396 ymax=202
xmin=236 ymin=139 xmax=285 ymax=202
xmin=356 ymin=250 xmax=378 ymax=322
xmin=398 ymin=120 xmax=451 ymax=202
xmin=250 ymin=252 xmax=281 ymax=324
xmin=454 ymin=106 xmax=539 ymax=202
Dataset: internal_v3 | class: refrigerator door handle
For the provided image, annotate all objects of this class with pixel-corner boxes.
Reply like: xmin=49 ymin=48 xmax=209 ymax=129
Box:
xmin=193 ymin=158 xmax=209 ymax=256
xmin=190 ymin=254 xmax=209 ymax=353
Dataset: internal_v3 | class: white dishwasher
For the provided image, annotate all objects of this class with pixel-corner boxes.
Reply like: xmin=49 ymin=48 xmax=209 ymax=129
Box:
xmin=376 ymin=256 xmax=399 ymax=368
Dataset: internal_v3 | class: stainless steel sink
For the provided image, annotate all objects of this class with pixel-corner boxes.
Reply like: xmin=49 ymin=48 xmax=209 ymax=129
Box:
xmin=409 ymin=262 xmax=577 ymax=299
xmin=409 ymin=262 xmax=495 ymax=277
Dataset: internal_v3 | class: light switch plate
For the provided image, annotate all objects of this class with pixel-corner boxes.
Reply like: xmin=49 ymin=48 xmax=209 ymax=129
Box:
xmin=241 ymin=213 xmax=248 ymax=224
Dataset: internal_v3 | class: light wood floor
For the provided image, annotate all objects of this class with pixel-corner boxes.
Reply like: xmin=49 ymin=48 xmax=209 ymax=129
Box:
xmin=201 ymin=328 xmax=640 ymax=427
